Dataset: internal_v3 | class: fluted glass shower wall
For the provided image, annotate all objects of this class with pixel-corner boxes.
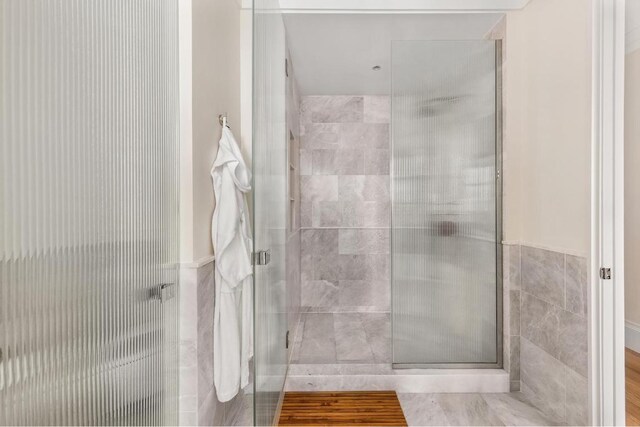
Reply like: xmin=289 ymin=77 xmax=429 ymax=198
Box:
xmin=0 ymin=1 xmax=180 ymax=424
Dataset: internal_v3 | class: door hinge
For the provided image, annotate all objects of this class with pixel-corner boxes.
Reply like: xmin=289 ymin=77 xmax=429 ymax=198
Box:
xmin=599 ymin=267 xmax=612 ymax=280
xmin=285 ymin=58 xmax=289 ymax=77
xmin=254 ymin=249 xmax=271 ymax=266
xmin=286 ymin=330 xmax=290 ymax=349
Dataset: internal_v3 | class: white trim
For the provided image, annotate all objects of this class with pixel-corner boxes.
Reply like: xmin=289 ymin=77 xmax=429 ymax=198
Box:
xmin=626 ymin=320 xmax=640 ymax=353
xmin=180 ymin=255 xmax=216 ymax=269
xmin=627 ymin=26 xmax=640 ymax=54
xmin=590 ymin=0 xmax=626 ymax=425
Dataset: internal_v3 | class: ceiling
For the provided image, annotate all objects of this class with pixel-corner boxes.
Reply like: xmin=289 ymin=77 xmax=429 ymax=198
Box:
xmin=283 ymin=13 xmax=504 ymax=95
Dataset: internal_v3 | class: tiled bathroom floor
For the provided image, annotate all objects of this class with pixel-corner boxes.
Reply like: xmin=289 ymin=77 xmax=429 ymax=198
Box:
xmin=398 ymin=392 xmax=563 ymax=426
xmin=290 ymin=312 xmax=391 ymax=364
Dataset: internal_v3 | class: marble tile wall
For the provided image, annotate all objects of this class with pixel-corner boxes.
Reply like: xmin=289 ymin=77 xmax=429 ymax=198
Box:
xmin=299 ymin=96 xmax=391 ymax=313
xmin=503 ymin=244 xmax=521 ymax=392
xmin=510 ymin=244 xmax=589 ymax=425
xmin=178 ymin=262 xmax=252 ymax=426
xmin=286 ymin=47 xmax=302 ymax=358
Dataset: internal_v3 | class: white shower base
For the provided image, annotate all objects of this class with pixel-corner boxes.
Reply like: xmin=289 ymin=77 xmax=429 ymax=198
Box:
xmin=284 ymin=364 xmax=509 ymax=393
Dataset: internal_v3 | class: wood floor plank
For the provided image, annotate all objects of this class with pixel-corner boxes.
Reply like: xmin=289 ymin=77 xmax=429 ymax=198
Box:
xmin=628 ymin=348 xmax=640 ymax=426
xmin=278 ymin=391 xmax=408 ymax=426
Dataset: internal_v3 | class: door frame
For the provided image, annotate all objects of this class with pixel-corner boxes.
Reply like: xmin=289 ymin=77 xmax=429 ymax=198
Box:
xmin=590 ymin=0 xmax=626 ymax=425
xmin=241 ymin=0 xmax=626 ymax=424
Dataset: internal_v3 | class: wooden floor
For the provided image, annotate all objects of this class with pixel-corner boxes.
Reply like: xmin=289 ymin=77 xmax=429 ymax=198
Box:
xmin=278 ymin=391 xmax=408 ymax=426
xmin=629 ymin=348 xmax=640 ymax=426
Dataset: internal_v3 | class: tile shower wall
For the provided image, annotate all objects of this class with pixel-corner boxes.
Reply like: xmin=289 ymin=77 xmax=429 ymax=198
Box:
xmin=286 ymin=47 xmax=302 ymax=357
xmin=300 ymin=96 xmax=391 ymax=313
xmin=506 ymin=244 xmax=589 ymax=425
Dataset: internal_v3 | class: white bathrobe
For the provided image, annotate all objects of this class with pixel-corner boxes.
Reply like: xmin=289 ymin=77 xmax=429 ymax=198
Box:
xmin=211 ymin=125 xmax=253 ymax=403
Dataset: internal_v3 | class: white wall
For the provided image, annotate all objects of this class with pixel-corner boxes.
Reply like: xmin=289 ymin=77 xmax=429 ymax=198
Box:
xmin=504 ymin=0 xmax=591 ymax=256
xmin=180 ymin=0 xmax=242 ymax=264
xmin=625 ymin=48 xmax=640 ymax=329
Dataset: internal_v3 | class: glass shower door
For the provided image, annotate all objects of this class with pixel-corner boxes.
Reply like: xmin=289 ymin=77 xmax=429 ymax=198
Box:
xmin=391 ymin=40 xmax=502 ymax=367
xmin=0 ymin=1 xmax=180 ymax=424
xmin=253 ymin=0 xmax=288 ymax=425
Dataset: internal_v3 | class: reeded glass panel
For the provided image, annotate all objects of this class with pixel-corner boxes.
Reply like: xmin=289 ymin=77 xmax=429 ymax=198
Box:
xmin=0 ymin=1 xmax=180 ymax=424
xmin=391 ymin=41 xmax=501 ymax=366
xmin=253 ymin=0 xmax=288 ymax=425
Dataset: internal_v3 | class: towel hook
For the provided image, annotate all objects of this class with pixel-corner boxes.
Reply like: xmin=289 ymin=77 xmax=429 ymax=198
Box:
xmin=218 ymin=114 xmax=229 ymax=128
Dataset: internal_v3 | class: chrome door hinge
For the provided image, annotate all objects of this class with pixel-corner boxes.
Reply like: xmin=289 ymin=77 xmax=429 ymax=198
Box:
xmin=254 ymin=249 xmax=271 ymax=266
xmin=599 ymin=267 xmax=612 ymax=280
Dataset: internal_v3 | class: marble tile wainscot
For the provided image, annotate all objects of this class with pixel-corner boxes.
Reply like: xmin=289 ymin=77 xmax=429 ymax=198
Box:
xmin=511 ymin=244 xmax=590 ymax=425
xmin=178 ymin=258 xmax=251 ymax=426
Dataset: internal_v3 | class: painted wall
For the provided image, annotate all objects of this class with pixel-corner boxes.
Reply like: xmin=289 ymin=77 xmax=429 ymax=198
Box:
xmin=181 ymin=0 xmax=242 ymax=264
xmin=504 ymin=0 xmax=591 ymax=256
xmin=626 ymin=48 xmax=640 ymax=327
xmin=502 ymin=0 xmax=591 ymax=423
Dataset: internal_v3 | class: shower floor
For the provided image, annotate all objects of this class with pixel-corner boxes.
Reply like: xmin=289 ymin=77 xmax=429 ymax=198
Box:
xmin=290 ymin=312 xmax=391 ymax=364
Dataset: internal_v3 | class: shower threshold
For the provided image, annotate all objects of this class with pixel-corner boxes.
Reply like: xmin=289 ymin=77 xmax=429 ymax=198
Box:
xmin=284 ymin=363 xmax=509 ymax=393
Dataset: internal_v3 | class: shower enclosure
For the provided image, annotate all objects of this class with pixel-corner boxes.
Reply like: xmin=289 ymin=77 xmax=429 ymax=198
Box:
xmin=0 ymin=1 xmax=180 ymax=424
xmin=391 ymin=40 xmax=502 ymax=367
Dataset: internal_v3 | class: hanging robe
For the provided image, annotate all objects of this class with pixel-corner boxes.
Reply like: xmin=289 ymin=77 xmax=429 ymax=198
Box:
xmin=211 ymin=125 xmax=253 ymax=403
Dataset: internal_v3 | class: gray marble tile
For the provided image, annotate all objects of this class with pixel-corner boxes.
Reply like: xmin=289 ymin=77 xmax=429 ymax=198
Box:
xmin=301 ymin=280 xmax=338 ymax=308
xmin=301 ymin=201 xmax=312 ymax=228
xmin=521 ymin=246 xmax=565 ymax=308
xmin=565 ymin=367 xmax=588 ymax=426
xmin=301 ymin=175 xmax=338 ymax=203
xmin=312 ymin=252 xmax=340 ymax=282
xmin=339 ymin=175 xmax=390 ymax=202
xmin=310 ymin=149 xmax=336 ymax=175
xmin=300 ymin=229 xmax=314 ymax=282
xmin=339 ymin=254 xmax=390 ymax=281
xmin=398 ymin=393 xmax=450 ymax=426
xmin=435 ymin=394 xmax=505 ymax=426
xmin=558 ymin=309 xmax=588 ymax=377
xmin=521 ymin=292 xmax=560 ymax=357
xmin=503 ymin=334 xmax=511 ymax=373
xmin=311 ymin=201 xmax=342 ymax=227
xmin=339 ymin=123 xmax=389 ymax=149
xmin=300 ymin=123 xmax=340 ymax=149
xmin=510 ymin=336 xmax=521 ymax=381
xmin=311 ymin=149 xmax=365 ymax=175
xmin=510 ymin=290 xmax=521 ymax=336
xmin=565 ymin=254 xmax=588 ymax=316
xmin=481 ymin=392 xmax=561 ymax=426
xmin=334 ymin=313 xmax=375 ymax=362
xmin=300 ymin=148 xmax=312 ymax=176
xmin=302 ymin=228 xmax=339 ymax=254
xmin=301 ymin=229 xmax=338 ymax=283
xmin=338 ymin=228 xmax=389 ymax=255
xmin=298 ymin=313 xmax=337 ymax=363
xmin=364 ymin=149 xmax=390 ymax=175
xmin=364 ymin=96 xmax=390 ymax=124
xmin=341 ymin=201 xmax=390 ymax=227
xmin=301 ymin=96 xmax=364 ymax=123
xmin=198 ymin=387 xmax=221 ymax=426
xmin=338 ymin=280 xmax=390 ymax=309
xmin=361 ymin=312 xmax=391 ymax=362
xmin=520 ymin=338 xmax=566 ymax=422
xmin=507 ymin=244 xmax=521 ymax=291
